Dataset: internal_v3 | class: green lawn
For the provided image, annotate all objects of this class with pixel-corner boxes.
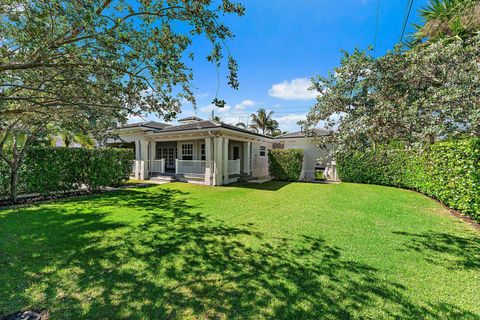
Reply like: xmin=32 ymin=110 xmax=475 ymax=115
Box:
xmin=1 ymin=182 xmax=479 ymax=319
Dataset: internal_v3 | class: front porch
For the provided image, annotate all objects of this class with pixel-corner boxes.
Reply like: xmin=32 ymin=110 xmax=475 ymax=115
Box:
xmin=131 ymin=137 xmax=252 ymax=186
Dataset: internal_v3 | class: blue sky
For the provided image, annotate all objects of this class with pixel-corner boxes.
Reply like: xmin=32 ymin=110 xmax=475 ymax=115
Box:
xmin=133 ymin=0 xmax=428 ymax=132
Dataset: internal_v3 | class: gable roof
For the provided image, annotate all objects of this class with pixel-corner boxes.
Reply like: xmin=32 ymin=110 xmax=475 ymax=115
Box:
xmin=276 ymin=128 xmax=331 ymax=139
xmin=116 ymin=120 xmax=273 ymax=139
xmin=159 ymin=120 xmax=273 ymax=139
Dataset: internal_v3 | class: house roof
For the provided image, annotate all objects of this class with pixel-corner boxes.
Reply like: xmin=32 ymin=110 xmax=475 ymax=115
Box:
xmin=276 ymin=128 xmax=331 ymax=139
xmin=158 ymin=120 xmax=273 ymax=139
xmin=117 ymin=120 xmax=273 ymax=139
xmin=177 ymin=116 xmax=204 ymax=122
xmin=117 ymin=121 xmax=171 ymax=130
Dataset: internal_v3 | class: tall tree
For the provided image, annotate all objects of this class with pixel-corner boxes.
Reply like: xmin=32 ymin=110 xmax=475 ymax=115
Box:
xmin=410 ymin=0 xmax=480 ymax=45
xmin=306 ymin=35 xmax=480 ymax=157
xmin=0 ymin=0 xmax=244 ymax=202
xmin=250 ymin=108 xmax=274 ymax=134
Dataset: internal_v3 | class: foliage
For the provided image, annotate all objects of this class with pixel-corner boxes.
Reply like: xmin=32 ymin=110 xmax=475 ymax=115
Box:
xmin=250 ymin=108 xmax=280 ymax=135
xmin=337 ymin=139 xmax=480 ymax=220
xmin=306 ymin=34 xmax=480 ymax=156
xmin=1 ymin=182 xmax=479 ymax=318
xmin=267 ymin=148 xmax=304 ymax=181
xmin=410 ymin=0 xmax=480 ymax=45
xmin=0 ymin=0 xmax=243 ymax=123
xmin=0 ymin=147 xmax=133 ymax=197
xmin=0 ymin=0 xmax=244 ymax=201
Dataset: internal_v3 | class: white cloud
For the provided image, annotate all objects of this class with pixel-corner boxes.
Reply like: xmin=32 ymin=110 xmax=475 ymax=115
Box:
xmin=275 ymin=114 xmax=306 ymax=128
xmin=234 ymin=99 xmax=255 ymax=111
xmin=268 ymin=78 xmax=317 ymax=100
xmin=200 ymin=103 xmax=231 ymax=114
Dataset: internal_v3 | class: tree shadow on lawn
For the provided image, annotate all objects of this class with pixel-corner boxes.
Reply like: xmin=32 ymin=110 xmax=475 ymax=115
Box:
xmin=226 ymin=180 xmax=292 ymax=191
xmin=0 ymin=188 xmax=477 ymax=319
xmin=393 ymin=231 xmax=480 ymax=271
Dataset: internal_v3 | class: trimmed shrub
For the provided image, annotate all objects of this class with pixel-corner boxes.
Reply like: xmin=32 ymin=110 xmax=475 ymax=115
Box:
xmin=337 ymin=139 xmax=480 ymax=220
xmin=0 ymin=147 xmax=134 ymax=197
xmin=268 ymin=149 xmax=304 ymax=181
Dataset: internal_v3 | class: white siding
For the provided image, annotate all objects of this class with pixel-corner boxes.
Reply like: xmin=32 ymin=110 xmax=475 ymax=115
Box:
xmin=282 ymin=139 xmax=333 ymax=180
xmin=251 ymin=142 xmax=271 ymax=178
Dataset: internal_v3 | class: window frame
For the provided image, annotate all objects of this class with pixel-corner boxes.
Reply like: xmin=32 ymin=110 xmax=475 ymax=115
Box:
xmin=259 ymin=145 xmax=266 ymax=157
xmin=181 ymin=143 xmax=194 ymax=160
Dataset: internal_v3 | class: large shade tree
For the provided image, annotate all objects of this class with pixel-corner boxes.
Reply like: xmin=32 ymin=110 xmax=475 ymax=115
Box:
xmin=305 ymin=34 xmax=480 ymax=157
xmin=0 ymin=0 xmax=244 ymax=201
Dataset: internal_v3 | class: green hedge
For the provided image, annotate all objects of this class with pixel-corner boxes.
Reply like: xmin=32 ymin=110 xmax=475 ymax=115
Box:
xmin=268 ymin=149 xmax=304 ymax=181
xmin=0 ymin=147 xmax=134 ymax=197
xmin=337 ymin=139 xmax=480 ymax=220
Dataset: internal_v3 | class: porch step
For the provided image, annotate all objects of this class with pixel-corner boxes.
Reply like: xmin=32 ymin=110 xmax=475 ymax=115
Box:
xmin=236 ymin=174 xmax=254 ymax=182
xmin=149 ymin=175 xmax=178 ymax=182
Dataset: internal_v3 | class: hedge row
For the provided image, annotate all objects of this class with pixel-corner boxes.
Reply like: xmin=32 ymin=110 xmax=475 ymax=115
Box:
xmin=337 ymin=139 xmax=480 ymax=220
xmin=0 ymin=147 xmax=134 ymax=197
xmin=268 ymin=149 xmax=304 ymax=181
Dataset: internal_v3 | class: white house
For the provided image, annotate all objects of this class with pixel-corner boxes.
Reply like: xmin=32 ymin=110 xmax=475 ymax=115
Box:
xmin=109 ymin=118 xmax=338 ymax=185
xmin=274 ymin=129 xmax=338 ymax=181
xmin=108 ymin=117 xmax=273 ymax=185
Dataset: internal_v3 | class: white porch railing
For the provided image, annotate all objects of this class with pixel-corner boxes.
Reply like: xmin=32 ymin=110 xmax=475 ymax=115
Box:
xmin=176 ymin=160 xmax=212 ymax=175
xmin=131 ymin=160 xmax=136 ymax=176
xmin=228 ymin=159 xmax=241 ymax=174
xmin=149 ymin=159 xmax=165 ymax=174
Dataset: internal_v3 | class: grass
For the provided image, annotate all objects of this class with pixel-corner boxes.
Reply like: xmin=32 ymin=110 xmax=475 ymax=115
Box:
xmin=0 ymin=181 xmax=479 ymax=319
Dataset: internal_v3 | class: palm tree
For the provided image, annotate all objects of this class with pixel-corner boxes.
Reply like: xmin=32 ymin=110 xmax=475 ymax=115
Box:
xmin=211 ymin=115 xmax=222 ymax=122
xmin=410 ymin=0 xmax=480 ymax=45
xmin=250 ymin=108 xmax=274 ymax=134
xmin=266 ymin=119 xmax=280 ymax=136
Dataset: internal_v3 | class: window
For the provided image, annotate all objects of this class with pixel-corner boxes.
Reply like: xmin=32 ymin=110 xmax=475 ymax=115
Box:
xmin=260 ymin=146 xmax=266 ymax=157
xmin=181 ymin=143 xmax=193 ymax=160
xmin=201 ymin=144 xmax=206 ymax=160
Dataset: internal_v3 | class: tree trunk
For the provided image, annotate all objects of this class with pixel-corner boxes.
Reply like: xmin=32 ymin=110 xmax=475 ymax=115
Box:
xmin=9 ymin=164 xmax=19 ymax=203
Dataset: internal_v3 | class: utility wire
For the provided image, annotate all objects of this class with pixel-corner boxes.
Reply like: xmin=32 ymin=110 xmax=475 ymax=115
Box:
xmin=373 ymin=0 xmax=381 ymax=57
xmin=399 ymin=0 xmax=414 ymax=43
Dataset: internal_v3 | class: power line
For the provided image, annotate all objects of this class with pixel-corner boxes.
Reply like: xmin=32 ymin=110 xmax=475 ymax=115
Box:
xmin=373 ymin=0 xmax=381 ymax=57
xmin=399 ymin=0 xmax=414 ymax=43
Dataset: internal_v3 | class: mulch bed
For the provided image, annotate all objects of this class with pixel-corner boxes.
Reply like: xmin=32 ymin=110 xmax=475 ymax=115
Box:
xmin=0 ymin=183 xmax=152 ymax=210
xmin=0 ymin=310 xmax=48 ymax=320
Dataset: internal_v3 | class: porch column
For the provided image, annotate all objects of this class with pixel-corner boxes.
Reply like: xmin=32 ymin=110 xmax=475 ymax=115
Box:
xmin=135 ymin=140 xmax=141 ymax=160
xmin=140 ymin=140 xmax=149 ymax=180
xmin=204 ymin=137 xmax=213 ymax=185
xmin=243 ymin=141 xmax=251 ymax=175
xmin=149 ymin=141 xmax=156 ymax=161
xmin=134 ymin=140 xmax=141 ymax=179
xmin=214 ymin=137 xmax=223 ymax=185
xmin=223 ymin=138 xmax=229 ymax=183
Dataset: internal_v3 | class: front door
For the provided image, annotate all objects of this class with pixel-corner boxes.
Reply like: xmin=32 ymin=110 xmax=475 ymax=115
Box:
xmin=233 ymin=146 xmax=240 ymax=160
xmin=158 ymin=145 xmax=176 ymax=170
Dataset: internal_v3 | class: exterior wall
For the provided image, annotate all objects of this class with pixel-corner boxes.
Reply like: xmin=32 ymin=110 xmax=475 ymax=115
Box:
xmin=251 ymin=141 xmax=271 ymax=178
xmin=280 ymin=138 xmax=335 ymax=181
xmin=228 ymin=141 xmax=244 ymax=172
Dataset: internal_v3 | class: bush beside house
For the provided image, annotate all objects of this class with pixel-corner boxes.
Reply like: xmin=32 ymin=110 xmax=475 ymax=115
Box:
xmin=268 ymin=149 xmax=304 ymax=181
xmin=337 ymin=139 xmax=480 ymax=220
xmin=0 ymin=147 xmax=133 ymax=198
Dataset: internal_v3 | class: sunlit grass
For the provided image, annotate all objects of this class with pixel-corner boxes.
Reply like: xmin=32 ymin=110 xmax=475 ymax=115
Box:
xmin=0 ymin=182 xmax=478 ymax=319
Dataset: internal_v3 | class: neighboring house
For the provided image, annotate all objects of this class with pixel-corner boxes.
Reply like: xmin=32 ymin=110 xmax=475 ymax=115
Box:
xmin=109 ymin=118 xmax=338 ymax=185
xmin=275 ymin=129 xmax=338 ymax=181
xmin=108 ymin=117 xmax=273 ymax=185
